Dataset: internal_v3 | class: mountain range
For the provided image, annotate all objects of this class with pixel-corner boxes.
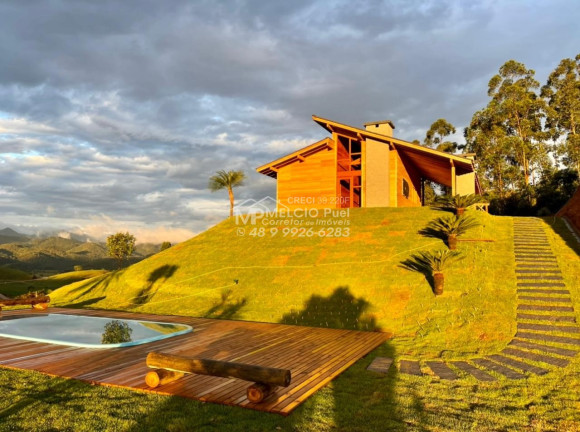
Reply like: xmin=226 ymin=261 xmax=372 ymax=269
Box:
xmin=0 ymin=227 xmax=161 ymax=275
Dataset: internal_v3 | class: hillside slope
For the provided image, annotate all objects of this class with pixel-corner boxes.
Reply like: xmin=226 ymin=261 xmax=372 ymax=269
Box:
xmin=53 ymin=207 xmax=516 ymax=356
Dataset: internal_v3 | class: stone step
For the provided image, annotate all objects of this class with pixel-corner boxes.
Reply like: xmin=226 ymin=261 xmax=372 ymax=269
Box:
xmin=509 ymin=339 xmax=579 ymax=357
xmin=399 ymin=360 xmax=423 ymax=376
xmin=502 ymin=347 xmax=570 ymax=367
xmin=367 ymin=357 xmax=393 ymax=374
xmin=425 ymin=361 xmax=458 ymax=380
xmin=517 ymin=289 xmax=569 ymax=295
xmin=516 ymin=271 xmax=562 ymax=276
xmin=518 ymin=296 xmax=571 ymax=303
xmin=451 ymin=361 xmax=496 ymax=382
xmin=515 ymin=253 xmax=555 ymax=257
xmin=471 ymin=358 xmax=526 ymax=379
xmin=515 ymin=258 xmax=557 ymax=262
xmin=516 ymin=313 xmax=576 ymax=323
xmin=517 ymin=322 xmax=580 ymax=334
xmin=516 ymin=331 xmax=580 ymax=346
xmin=517 ymin=282 xmax=567 ymax=288
xmin=516 ymin=276 xmax=564 ymax=281
xmin=518 ymin=304 xmax=574 ymax=312
xmin=487 ymin=354 xmax=549 ymax=375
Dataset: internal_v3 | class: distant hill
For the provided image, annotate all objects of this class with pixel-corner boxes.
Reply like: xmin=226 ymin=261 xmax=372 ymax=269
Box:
xmin=0 ymin=228 xmax=29 ymax=244
xmin=0 ymin=229 xmax=164 ymax=274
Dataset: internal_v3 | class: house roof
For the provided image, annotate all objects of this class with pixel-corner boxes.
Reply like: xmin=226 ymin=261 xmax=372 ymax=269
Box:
xmin=257 ymin=115 xmax=482 ymax=193
xmin=256 ymin=137 xmax=334 ymax=178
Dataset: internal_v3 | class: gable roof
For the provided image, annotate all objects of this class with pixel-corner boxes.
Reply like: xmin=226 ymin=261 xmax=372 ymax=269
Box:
xmin=257 ymin=115 xmax=482 ymax=193
xmin=256 ymin=137 xmax=333 ymax=178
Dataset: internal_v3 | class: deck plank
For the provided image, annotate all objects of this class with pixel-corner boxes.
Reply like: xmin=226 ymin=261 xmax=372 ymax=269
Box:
xmin=0 ymin=308 xmax=390 ymax=416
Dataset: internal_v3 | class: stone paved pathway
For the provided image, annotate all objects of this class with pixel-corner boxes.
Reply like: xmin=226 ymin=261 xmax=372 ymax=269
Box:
xmin=369 ymin=218 xmax=580 ymax=381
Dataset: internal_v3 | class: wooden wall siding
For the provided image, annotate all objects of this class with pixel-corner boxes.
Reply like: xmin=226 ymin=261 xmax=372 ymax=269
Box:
xmin=277 ymin=146 xmax=337 ymax=209
xmin=396 ymin=151 xmax=422 ymax=207
xmin=389 ymin=149 xmax=398 ymax=207
xmin=455 ymin=172 xmax=476 ymax=195
xmin=0 ymin=308 xmax=389 ymax=416
xmin=364 ymin=139 xmax=390 ymax=207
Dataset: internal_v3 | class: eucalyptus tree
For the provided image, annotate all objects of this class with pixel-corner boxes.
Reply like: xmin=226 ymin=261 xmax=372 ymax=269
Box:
xmin=209 ymin=169 xmax=246 ymax=217
xmin=424 ymin=118 xmax=458 ymax=153
xmin=466 ymin=107 xmax=519 ymax=198
xmin=485 ymin=60 xmax=549 ymax=187
xmin=542 ymin=54 xmax=580 ymax=172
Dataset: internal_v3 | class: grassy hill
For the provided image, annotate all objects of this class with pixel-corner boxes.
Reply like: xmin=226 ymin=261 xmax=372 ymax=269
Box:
xmin=53 ymin=207 xmax=515 ymax=357
xmin=0 ymin=236 xmax=160 ymax=275
xmin=0 ymin=266 xmax=32 ymax=281
xmin=5 ymin=209 xmax=580 ymax=431
xmin=0 ymin=269 xmax=109 ymax=298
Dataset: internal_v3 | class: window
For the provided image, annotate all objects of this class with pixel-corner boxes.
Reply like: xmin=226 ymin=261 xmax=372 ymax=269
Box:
xmin=402 ymin=179 xmax=410 ymax=199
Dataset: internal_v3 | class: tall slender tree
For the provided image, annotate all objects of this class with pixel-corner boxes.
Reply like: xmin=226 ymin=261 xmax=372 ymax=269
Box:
xmin=541 ymin=54 xmax=580 ymax=172
xmin=465 ymin=107 xmax=517 ymax=198
xmin=209 ymin=169 xmax=246 ymax=217
xmin=486 ymin=60 xmax=548 ymax=186
xmin=424 ymin=118 xmax=458 ymax=153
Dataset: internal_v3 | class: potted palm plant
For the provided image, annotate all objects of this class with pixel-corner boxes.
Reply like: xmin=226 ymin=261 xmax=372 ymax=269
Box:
xmin=401 ymin=250 xmax=463 ymax=295
xmin=426 ymin=214 xmax=481 ymax=250
xmin=433 ymin=194 xmax=484 ymax=215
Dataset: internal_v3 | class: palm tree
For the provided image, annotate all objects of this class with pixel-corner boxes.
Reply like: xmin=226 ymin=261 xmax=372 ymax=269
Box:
xmin=426 ymin=215 xmax=481 ymax=250
xmin=209 ymin=170 xmax=246 ymax=217
xmin=400 ymin=249 xmax=463 ymax=295
xmin=432 ymin=193 xmax=484 ymax=215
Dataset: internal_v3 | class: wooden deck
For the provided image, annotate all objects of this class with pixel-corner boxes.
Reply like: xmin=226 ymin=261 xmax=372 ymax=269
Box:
xmin=0 ymin=308 xmax=389 ymax=415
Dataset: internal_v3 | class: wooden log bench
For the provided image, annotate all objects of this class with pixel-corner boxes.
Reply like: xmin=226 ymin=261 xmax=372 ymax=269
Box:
xmin=0 ymin=295 xmax=50 ymax=313
xmin=145 ymin=352 xmax=292 ymax=403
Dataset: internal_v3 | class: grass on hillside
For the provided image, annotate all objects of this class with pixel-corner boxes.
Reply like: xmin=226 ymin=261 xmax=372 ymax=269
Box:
xmin=52 ymin=207 xmax=514 ymax=357
xmin=0 ymin=270 xmax=109 ymax=299
xmin=0 ymin=213 xmax=579 ymax=431
xmin=0 ymin=267 xmax=32 ymax=281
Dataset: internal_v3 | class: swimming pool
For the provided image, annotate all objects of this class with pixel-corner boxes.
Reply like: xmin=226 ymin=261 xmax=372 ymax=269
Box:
xmin=0 ymin=313 xmax=192 ymax=348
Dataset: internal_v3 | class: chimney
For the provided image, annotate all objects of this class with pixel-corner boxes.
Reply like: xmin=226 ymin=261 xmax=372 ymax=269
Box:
xmin=363 ymin=120 xmax=395 ymax=137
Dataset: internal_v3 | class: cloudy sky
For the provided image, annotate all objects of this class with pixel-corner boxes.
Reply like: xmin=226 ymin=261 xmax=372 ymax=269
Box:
xmin=0 ymin=0 xmax=578 ymax=242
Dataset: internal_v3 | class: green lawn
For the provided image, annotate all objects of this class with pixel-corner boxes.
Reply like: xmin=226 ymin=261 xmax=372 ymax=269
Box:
xmin=51 ymin=208 xmax=515 ymax=357
xmin=0 ymin=270 xmax=109 ymax=298
xmin=0 ymin=209 xmax=579 ymax=431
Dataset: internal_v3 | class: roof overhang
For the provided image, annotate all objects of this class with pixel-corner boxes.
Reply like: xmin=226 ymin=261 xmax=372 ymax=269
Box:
xmin=256 ymin=137 xmax=334 ymax=178
xmin=312 ymin=115 xmax=481 ymax=190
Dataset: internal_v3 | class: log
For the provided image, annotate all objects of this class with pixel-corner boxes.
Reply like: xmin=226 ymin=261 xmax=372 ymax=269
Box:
xmin=146 ymin=352 xmax=291 ymax=387
xmin=246 ymin=382 xmax=273 ymax=403
xmin=145 ymin=369 xmax=184 ymax=388
xmin=0 ymin=296 xmax=51 ymax=308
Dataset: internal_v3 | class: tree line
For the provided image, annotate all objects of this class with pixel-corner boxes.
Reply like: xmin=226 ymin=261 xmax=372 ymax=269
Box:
xmin=422 ymin=55 xmax=580 ymax=215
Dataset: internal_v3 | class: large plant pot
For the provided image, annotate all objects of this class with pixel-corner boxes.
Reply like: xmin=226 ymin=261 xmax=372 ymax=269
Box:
xmin=433 ymin=272 xmax=444 ymax=295
xmin=456 ymin=208 xmax=465 ymax=216
xmin=448 ymin=234 xmax=458 ymax=250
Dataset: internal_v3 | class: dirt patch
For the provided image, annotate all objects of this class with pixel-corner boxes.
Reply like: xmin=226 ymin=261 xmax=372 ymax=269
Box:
xmin=271 ymin=255 xmax=290 ymax=266
xmin=388 ymin=231 xmax=407 ymax=237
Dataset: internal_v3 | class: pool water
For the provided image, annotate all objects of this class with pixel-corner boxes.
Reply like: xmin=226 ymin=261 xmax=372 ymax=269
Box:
xmin=0 ymin=314 xmax=192 ymax=348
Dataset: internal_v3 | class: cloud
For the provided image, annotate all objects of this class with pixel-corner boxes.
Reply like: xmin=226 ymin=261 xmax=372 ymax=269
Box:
xmin=0 ymin=0 xmax=579 ymax=239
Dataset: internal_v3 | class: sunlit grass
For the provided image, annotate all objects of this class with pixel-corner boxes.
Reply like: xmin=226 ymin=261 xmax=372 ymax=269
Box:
xmin=1 ymin=210 xmax=579 ymax=430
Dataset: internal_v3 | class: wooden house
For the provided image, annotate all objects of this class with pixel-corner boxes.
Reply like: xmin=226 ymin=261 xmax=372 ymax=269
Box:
xmin=257 ymin=115 xmax=481 ymax=209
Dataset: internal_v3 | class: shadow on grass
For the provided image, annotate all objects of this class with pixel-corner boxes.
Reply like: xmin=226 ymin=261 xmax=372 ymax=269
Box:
xmin=131 ymin=264 xmax=179 ymax=306
xmin=418 ymin=226 xmax=448 ymax=244
xmin=549 ymin=216 xmax=580 ymax=257
xmin=63 ymin=296 xmax=107 ymax=308
xmin=205 ymin=289 xmax=247 ymax=319
xmin=399 ymin=256 xmax=435 ymax=291
xmin=280 ymin=286 xmax=379 ymax=331
xmin=281 ymin=286 xmax=400 ymax=430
